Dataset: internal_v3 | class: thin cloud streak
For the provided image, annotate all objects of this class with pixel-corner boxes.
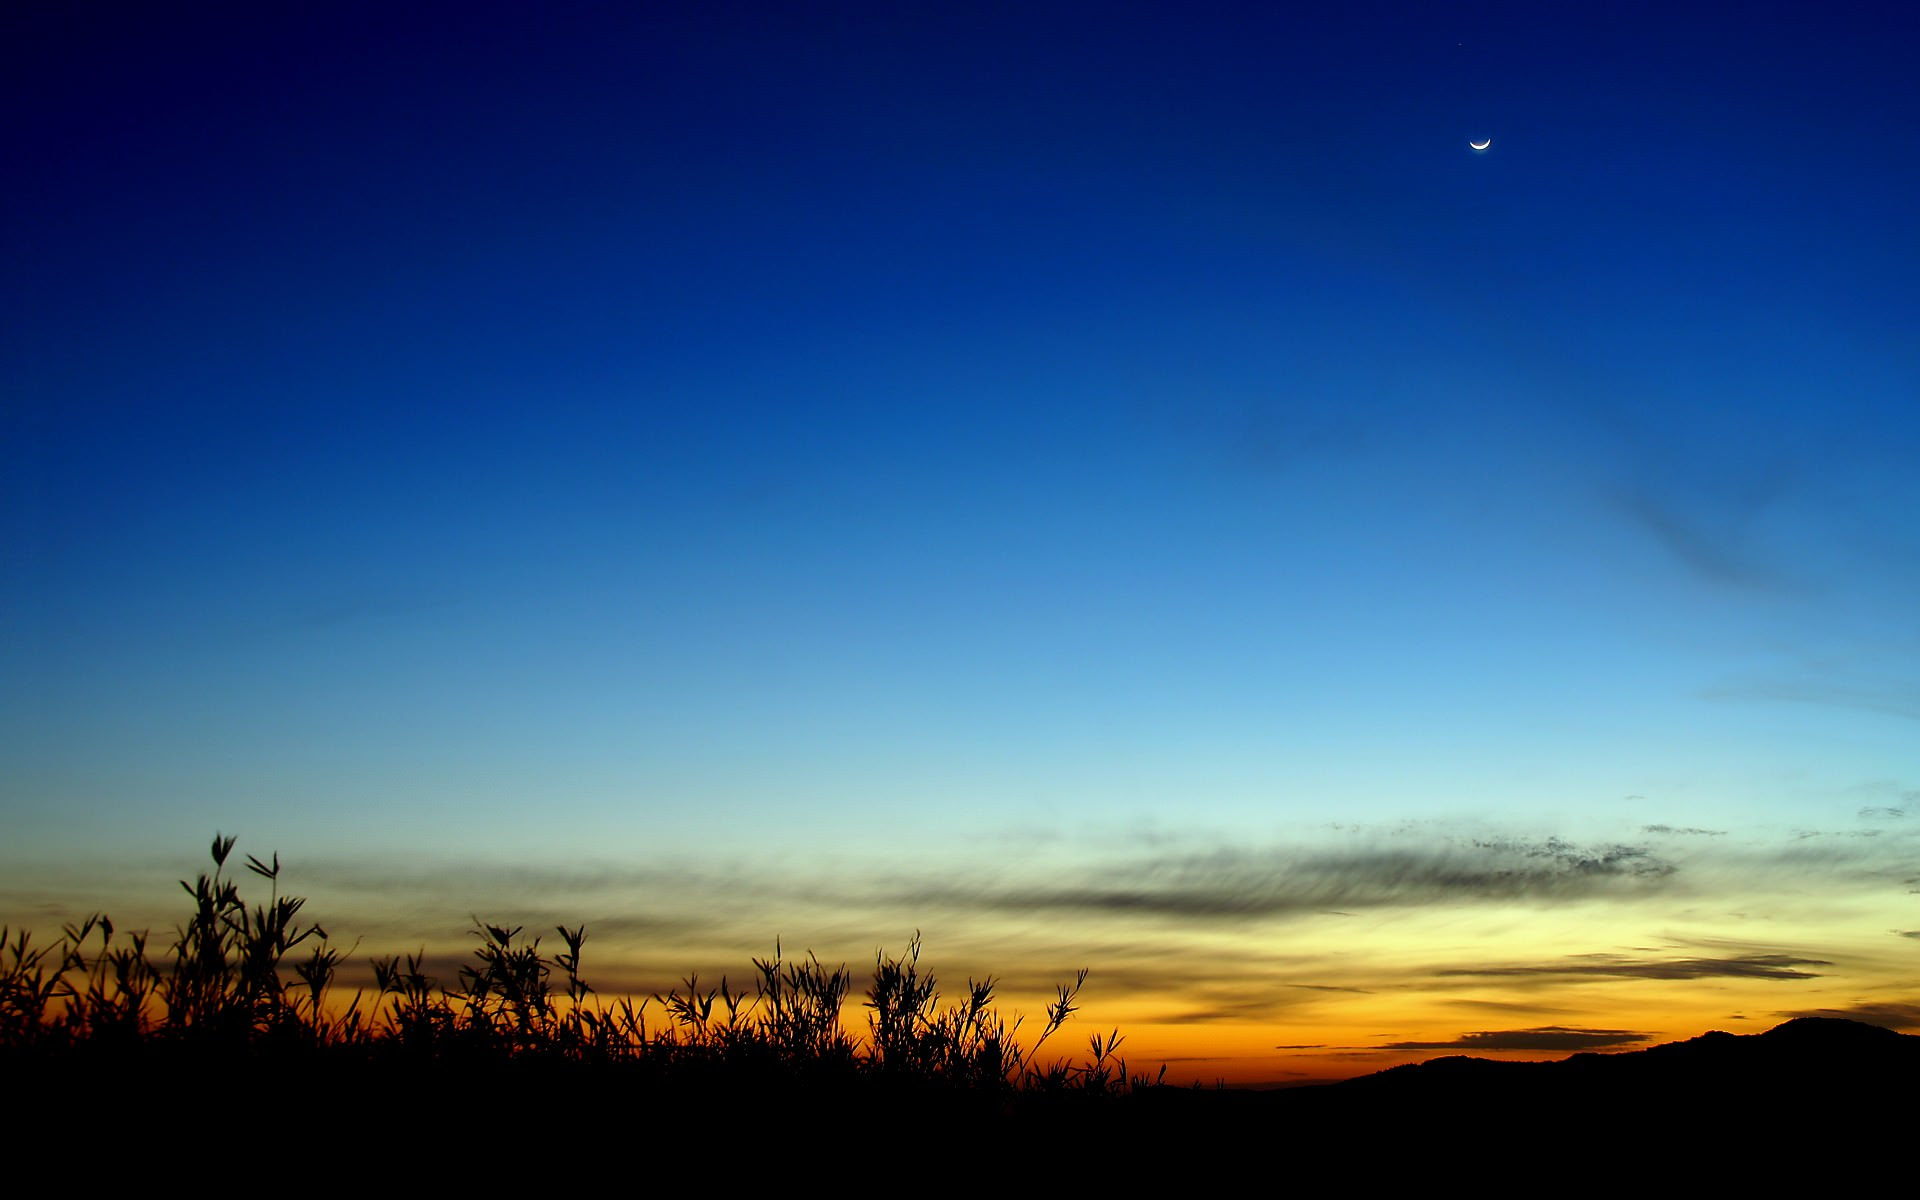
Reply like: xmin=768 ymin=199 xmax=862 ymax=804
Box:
xmin=1446 ymin=999 xmax=1576 ymax=1016
xmin=1436 ymin=952 xmax=1831 ymax=982
xmin=900 ymin=838 xmax=1681 ymax=922
xmin=1614 ymin=485 xmax=1782 ymax=590
xmin=1379 ymin=1026 xmax=1653 ymax=1052
xmin=1701 ymin=678 xmax=1920 ymax=723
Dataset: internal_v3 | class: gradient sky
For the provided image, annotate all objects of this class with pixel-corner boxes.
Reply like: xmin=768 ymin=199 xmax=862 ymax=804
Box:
xmin=5 ymin=2 xmax=1918 ymax=1083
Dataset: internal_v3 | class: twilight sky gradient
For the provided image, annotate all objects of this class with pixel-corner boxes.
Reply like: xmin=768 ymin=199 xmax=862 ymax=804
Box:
xmin=5 ymin=2 xmax=1917 ymax=1083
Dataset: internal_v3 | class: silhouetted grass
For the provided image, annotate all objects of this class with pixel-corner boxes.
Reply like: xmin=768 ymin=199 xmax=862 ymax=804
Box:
xmin=10 ymin=836 xmax=1914 ymax=1181
xmin=1 ymin=834 xmax=1155 ymax=1113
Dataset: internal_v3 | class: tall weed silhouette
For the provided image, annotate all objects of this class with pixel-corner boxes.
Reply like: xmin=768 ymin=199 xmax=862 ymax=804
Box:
xmin=1 ymin=835 xmax=1137 ymax=1099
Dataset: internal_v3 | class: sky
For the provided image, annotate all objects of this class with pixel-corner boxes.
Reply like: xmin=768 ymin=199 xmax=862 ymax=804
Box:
xmin=4 ymin=1 xmax=1918 ymax=1084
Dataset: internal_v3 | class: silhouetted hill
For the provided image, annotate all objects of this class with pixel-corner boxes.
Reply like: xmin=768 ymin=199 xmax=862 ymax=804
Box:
xmin=1328 ymin=1014 xmax=1919 ymax=1104
xmin=1109 ymin=1018 xmax=1916 ymax=1177
xmin=14 ymin=1017 xmax=1912 ymax=1181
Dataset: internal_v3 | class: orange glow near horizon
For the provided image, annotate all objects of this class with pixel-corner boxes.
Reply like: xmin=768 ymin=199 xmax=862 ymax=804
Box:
xmin=7 ymin=840 xmax=1917 ymax=1090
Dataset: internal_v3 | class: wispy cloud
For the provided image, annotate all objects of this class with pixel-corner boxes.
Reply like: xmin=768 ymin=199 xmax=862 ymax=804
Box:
xmin=1378 ymin=1026 xmax=1652 ymax=1052
xmin=1159 ymin=999 xmax=1309 ymax=1025
xmin=1446 ymin=999 xmax=1575 ymax=1016
xmin=1701 ymin=677 xmax=1920 ymax=722
xmin=1614 ymin=485 xmax=1783 ymax=589
xmin=900 ymin=837 xmax=1680 ymax=922
xmin=1436 ymin=952 xmax=1830 ymax=983
xmin=1596 ymin=409 xmax=1804 ymax=592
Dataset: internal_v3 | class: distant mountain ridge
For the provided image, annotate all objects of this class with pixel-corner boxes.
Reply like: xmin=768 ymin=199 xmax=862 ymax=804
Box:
xmin=1331 ymin=1015 xmax=1920 ymax=1100
xmin=1117 ymin=1017 xmax=1916 ymax=1170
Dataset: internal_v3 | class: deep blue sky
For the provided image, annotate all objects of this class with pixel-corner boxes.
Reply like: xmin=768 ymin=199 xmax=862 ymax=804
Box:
xmin=4 ymin=2 xmax=1918 ymax=1071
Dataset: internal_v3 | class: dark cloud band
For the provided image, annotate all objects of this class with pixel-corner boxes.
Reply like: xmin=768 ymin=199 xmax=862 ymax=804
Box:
xmin=1437 ymin=952 xmax=1829 ymax=982
xmin=902 ymin=837 xmax=1679 ymax=921
xmin=1380 ymin=1026 xmax=1652 ymax=1051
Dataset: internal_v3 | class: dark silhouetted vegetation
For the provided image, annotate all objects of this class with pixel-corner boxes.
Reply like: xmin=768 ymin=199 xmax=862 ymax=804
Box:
xmin=7 ymin=834 xmax=1914 ymax=1180
xmin=1 ymin=834 xmax=1148 ymax=1104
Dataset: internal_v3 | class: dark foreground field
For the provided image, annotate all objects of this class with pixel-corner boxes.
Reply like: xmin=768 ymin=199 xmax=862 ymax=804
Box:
xmin=6 ymin=839 xmax=1912 ymax=1181
xmin=14 ymin=1016 xmax=1911 ymax=1183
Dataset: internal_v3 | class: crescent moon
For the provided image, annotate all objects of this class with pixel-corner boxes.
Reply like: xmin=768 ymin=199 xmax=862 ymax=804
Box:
xmin=1469 ymin=138 xmax=1492 ymax=151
